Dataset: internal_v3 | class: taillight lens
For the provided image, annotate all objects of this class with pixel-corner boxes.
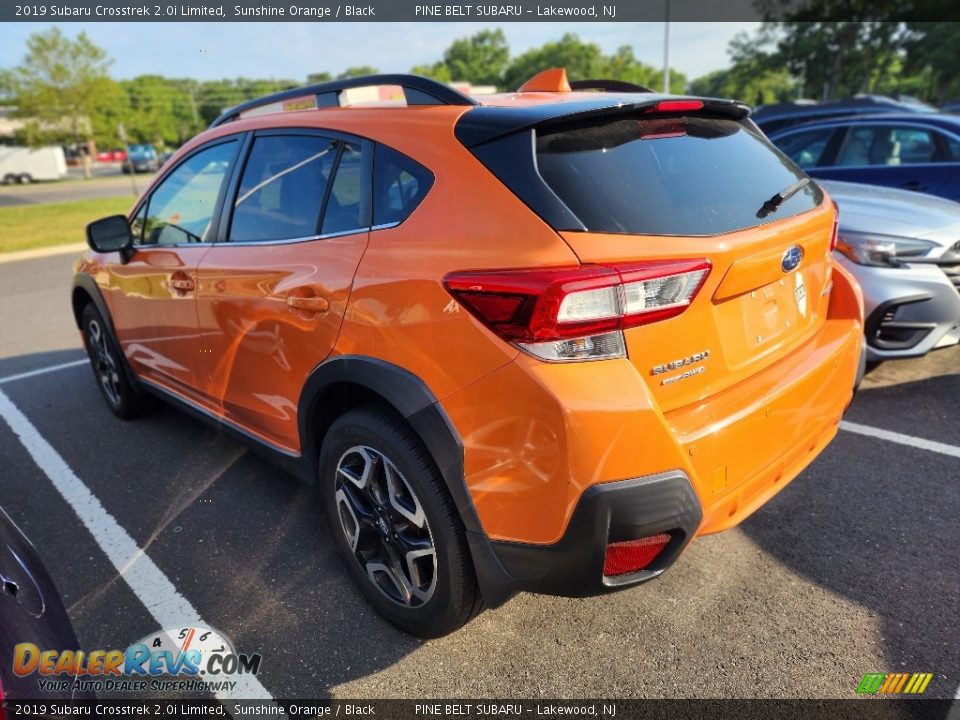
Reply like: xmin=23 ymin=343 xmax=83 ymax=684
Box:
xmin=829 ymin=200 xmax=839 ymax=252
xmin=604 ymin=533 xmax=672 ymax=576
xmin=444 ymin=260 xmax=710 ymax=362
xmin=619 ymin=262 xmax=710 ymax=326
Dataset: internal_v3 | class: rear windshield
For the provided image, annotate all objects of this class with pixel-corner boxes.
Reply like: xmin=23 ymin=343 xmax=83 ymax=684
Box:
xmin=535 ymin=115 xmax=822 ymax=236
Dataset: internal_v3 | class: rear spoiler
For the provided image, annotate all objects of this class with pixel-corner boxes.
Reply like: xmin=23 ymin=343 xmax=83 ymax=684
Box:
xmin=455 ymin=96 xmax=751 ymax=147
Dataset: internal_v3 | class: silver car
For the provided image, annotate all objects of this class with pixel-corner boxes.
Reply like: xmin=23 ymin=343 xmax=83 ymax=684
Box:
xmin=822 ymin=180 xmax=960 ymax=361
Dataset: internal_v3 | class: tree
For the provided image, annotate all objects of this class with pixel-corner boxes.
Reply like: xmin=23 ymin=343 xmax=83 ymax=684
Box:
xmin=337 ymin=66 xmax=380 ymax=79
xmin=121 ymin=76 xmax=200 ymax=147
xmin=688 ymin=30 xmax=796 ymax=104
xmin=410 ymin=61 xmax=452 ymax=82
xmin=687 ymin=67 xmax=795 ymax=105
xmin=603 ymin=45 xmax=660 ymax=92
xmin=902 ymin=22 xmax=960 ymax=103
xmin=503 ymin=33 xmax=608 ymax=90
xmin=9 ymin=28 xmax=116 ymax=151
xmin=442 ymin=29 xmax=509 ymax=86
xmin=503 ymin=34 xmax=685 ymax=93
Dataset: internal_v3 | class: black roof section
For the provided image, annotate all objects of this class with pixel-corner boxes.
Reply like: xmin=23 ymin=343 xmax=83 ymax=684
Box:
xmin=455 ymin=95 xmax=751 ymax=147
xmin=568 ymin=79 xmax=654 ymax=93
xmin=209 ymin=74 xmax=479 ymax=128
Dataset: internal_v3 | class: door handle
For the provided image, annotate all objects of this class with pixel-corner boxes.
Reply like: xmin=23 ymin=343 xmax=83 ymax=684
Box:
xmin=902 ymin=180 xmax=924 ymax=191
xmin=287 ymin=295 xmax=329 ymax=313
xmin=170 ymin=271 xmax=195 ymax=294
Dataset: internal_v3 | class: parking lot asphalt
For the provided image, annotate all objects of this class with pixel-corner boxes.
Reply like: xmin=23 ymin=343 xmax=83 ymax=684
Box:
xmin=0 ymin=251 xmax=957 ymax=700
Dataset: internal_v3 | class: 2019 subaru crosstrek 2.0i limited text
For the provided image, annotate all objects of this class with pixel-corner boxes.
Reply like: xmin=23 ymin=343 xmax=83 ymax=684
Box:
xmin=73 ymin=69 xmax=864 ymax=637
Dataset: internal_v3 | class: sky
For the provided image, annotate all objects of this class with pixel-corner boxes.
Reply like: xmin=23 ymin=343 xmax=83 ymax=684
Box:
xmin=0 ymin=22 xmax=759 ymax=83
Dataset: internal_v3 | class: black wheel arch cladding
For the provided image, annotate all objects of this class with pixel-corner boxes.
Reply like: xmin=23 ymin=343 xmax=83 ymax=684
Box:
xmin=299 ymin=356 xmax=518 ymax=607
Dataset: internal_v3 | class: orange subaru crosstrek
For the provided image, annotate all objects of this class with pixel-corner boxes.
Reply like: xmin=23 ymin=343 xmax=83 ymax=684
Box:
xmin=73 ymin=69 xmax=865 ymax=637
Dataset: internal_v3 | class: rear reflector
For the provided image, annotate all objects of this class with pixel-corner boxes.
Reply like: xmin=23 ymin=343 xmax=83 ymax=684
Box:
xmin=603 ymin=533 xmax=672 ymax=576
xmin=445 ymin=261 xmax=710 ymax=362
xmin=647 ymin=100 xmax=704 ymax=113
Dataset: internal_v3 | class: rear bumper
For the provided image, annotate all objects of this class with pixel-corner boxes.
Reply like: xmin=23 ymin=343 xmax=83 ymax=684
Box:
xmin=443 ymin=264 xmax=863 ymax=602
xmin=487 ymin=470 xmax=702 ymax=597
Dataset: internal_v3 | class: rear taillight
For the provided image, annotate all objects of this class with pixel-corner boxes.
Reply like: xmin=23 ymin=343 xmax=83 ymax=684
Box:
xmin=604 ymin=533 xmax=672 ymax=576
xmin=829 ymin=200 xmax=839 ymax=252
xmin=444 ymin=260 xmax=710 ymax=362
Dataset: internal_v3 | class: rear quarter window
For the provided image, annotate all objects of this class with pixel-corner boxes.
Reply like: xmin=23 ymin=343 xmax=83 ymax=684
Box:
xmin=373 ymin=145 xmax=434 ymax=227
xmin=535 ymin=115 xmax=823 ymax=236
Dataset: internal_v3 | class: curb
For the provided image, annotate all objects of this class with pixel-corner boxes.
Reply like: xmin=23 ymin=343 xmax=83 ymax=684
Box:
xmin=0 ymin=242 xmax=87 ymax=265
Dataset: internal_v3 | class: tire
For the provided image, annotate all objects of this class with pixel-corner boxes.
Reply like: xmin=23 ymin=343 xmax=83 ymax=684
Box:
xmin=80 ymin=303 xmax=156 ymax=419
xmin=17 ymin=173 xmax=32 ymax=185
xmin=2 ymin=174 xmax=15 ymax=185
xmin=319 ymin=405 xmax=481 ymax=638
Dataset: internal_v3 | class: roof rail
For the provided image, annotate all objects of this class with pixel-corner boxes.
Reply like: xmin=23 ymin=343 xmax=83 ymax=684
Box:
xmin=209 ymin=74 xmax=479 ymax=128
xmin=569 ymin=79 xmax=654 ymax=93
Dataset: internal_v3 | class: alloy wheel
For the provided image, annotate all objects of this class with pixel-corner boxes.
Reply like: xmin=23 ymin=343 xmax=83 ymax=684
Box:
xmin=334 ymin=445 xmax=437 ymax=608
xmin=87 ymin=319 xmax=121 ymax=407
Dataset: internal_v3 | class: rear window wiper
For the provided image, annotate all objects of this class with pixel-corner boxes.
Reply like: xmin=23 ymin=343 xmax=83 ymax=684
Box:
xmin=757 ymin=178 xmax=810 ymax=218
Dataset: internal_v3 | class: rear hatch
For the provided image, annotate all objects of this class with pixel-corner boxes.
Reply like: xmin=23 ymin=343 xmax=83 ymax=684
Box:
xmin=462 ymin=100 xmax=837 ymax=413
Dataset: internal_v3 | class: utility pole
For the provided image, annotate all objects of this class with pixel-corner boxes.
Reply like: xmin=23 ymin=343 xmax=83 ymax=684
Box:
xmin=662 ymin=0 xmax=671 ymax=93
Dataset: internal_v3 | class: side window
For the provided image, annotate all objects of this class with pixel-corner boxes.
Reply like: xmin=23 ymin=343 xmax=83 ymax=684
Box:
xmin=944 ymin=133 xmax=960 ymax=161
xmin=776 ymin=128 xmax=836 ymax=168
xmin=835 ymin=127 xmax=876 ymax=167
xmin=373 ymin=145 xmax=434 ymax=226
xmin=230 ymin=134 xmax=338 ymax=242
xmin=836 ymin=125 xmax=939 ymax=168
xmin=890 ymin=127 xmax=936 ymax=164
xmin=130 ymin=202 xmax=147 ymax=244
xmin=321 ymin=142 xmax=370 ymax=235
xmin=140 ymin=141 xmax=237 ymax=246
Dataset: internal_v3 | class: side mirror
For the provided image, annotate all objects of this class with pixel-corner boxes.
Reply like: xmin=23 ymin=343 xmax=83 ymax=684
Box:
xmin=86 ymin=215 xmax=133 ymax=257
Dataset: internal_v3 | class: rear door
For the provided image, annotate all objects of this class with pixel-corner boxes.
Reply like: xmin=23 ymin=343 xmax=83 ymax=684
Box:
xmin=810 ymin=123 xmax=958 ymax=199
xmin=194 ymin=131 xmax=372 ymax=451
xmin=106 ymin=138 xmax=239 ymax=402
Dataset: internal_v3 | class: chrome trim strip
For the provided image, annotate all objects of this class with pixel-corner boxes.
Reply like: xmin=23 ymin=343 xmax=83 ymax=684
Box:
xmin=132 ymin=222 xmax=400 ymax=250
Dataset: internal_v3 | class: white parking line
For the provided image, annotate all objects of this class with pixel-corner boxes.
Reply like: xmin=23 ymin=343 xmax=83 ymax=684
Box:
xmin=0 ymin=358 xmax=88 ymax=385
xmin=840 ymin=420 xmax=960 ymax=460
xmin=0 ymin=388 xmax=275 ymax=702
